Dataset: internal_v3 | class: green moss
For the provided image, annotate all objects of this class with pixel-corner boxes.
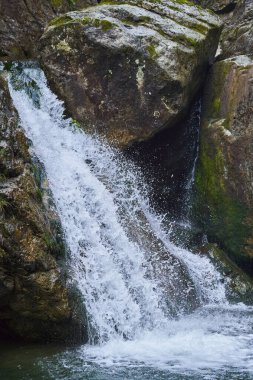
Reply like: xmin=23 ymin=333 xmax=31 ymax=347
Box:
xmin=43 ymin=227 xmax=65 ymax=258
xmin=145 ymin=0 xmax=162 ymax=3
xmin=209 ymin=244 xmax=253 ymax=303
xmin=71 ymin=119 xmax=81 ymax=130
xmin=31 ymin=163 xmax=44 ymax=202
xmin=157 ymin=28 xmax=168 ymax=37
xmin=190 ymin=22 xmax=208 ymax=35
xmin=0 ymin=147 xmax=8 ymax=158
xmin=35 ymin=188 xmax=43 ymax=202
xmin=67 ymin=0 xmax=76 ymax=6
xmin=102 ymin=0 xmax=161 ymax=4
xmin=194 ymin=131 xmax=252 ymax=269
xmin=100 ymin=0 xmax=120 ymax=4
xmin=193 ymin=58 xmax=253 ymax=274
xmin=43 ymin=232 xmax=55 ymax=251
xmin=121 ymin=15 xmax=152 ymax=26
xmin=49 ymin=14 xmax=115 ymax=31
xmin=172 ymin=33 xmax=198 ymax=46
xmin=0 ymin=195 xmax=9 ymax=214
xmin=48 ymin=15 xmax=73 ymax=28
xmin=0 ymin=247 xmax=7 ymax=260
xmin=83 ymin=18 xmax=115 ymax=31
xmin=50 ymin=0 xmax=76 ymax=8
xmin=3 ymin=62 xmax=13 ymax=71
xmin=212 ymin=96 xmax=221 ymax=115
xmin=139 ymin=15 xmax=152 ymax=23
xmin=204 ymin=61 xmax=233 ymax=120
xmin=98 ymin=19 xmax=114 ymax=31
xmin=50 ymin=0 xmax=63 ymax=7
xmin=0 ymin=174 xmax=6 ymax=182
xmin=121 ymin=18 xmax=136 ymax=26
xmin=31 ymin=163 xmax=42 ymax=188
xmin=172 ymin=0 xmax=195 ymax=6
xmin=147 ymin=44 xmax=158 ymax=58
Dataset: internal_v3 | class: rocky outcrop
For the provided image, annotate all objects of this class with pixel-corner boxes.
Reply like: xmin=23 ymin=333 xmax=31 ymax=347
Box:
xmin=207 ymin=243 xmax=253 ymax=304
xmin=194 ymin=0 xmax=253 ymax=275
xmin=193 ymin=0 xmax=237 ymax=13
xmin=39 ymin=0 xmax=221 ymax=147
xmin=0 ymin=73 xmax=85 ymax=342
xmin=220 ymin=0 xmax=253 ymax=58
xmin=195 ymin=0 xmax=252 ymax=58
xmin=0 ymin=0 xmax=98 ymax=60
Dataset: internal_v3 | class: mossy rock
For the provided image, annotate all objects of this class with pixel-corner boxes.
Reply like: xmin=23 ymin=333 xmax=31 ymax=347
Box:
xmin=208 ymin=244 xmax=253 ymax=304
xmin=194 ymin=56 xmax=253 ymax=275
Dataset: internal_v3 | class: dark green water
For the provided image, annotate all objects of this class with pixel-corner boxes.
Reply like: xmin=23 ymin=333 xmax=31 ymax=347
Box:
xmin=1 ymin=306 xmax=253 ymax=380
xmin=1 ymin=341 xmax=253 ymax=380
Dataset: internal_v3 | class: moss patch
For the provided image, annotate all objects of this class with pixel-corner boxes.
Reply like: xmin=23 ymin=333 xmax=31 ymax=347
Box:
xmin=172 ymin=33 xmax=198 ymax=46
xmin=49 ymin=15 xmax=115 ymax=31
xmin=212 ymin=96 xmax=221 ymax=114
xmin=194 ymin=129 xmax=252 ymax=271
xmin=147 ymin=43 xmax=158 ymax=58
xmin=48 ymin=15 xmax=73 ymax=28
xmin=50 ymin=0 xmax=63 ymax=7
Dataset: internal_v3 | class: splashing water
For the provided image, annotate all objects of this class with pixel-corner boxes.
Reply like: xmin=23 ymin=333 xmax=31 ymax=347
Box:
xmin=7 ymin=63 xmax=253 ymax=377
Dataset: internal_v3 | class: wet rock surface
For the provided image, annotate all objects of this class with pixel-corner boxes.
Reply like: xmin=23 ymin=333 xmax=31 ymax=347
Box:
xmin=195 ymin=56 xmax=253 ymax=274
xmin=195 ymin=0 xmax=253 ymax=275
xmin=0 ymin=73 xmax=86 ymax=342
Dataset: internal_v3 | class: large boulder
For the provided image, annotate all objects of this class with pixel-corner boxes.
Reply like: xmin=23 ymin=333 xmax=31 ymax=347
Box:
xmin=0 ymin=72 xmax=85 ymax=342
xmin=39 ymin=0 xmax=222 ymax=147
xmin=0 ymin=0 xmax=98 ymax=60
xmin=194 ymin=56 xmax=253 ymax=274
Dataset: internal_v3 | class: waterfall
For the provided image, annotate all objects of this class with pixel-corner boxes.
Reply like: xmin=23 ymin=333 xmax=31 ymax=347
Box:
xmin=8 ymin=63 xmax=227 ymax=345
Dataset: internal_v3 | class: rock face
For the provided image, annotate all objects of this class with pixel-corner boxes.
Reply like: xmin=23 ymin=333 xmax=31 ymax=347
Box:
xmin=193 ymin=0 xmax=237 ymax=13
xmin=207 ymin=243 xmax=253 ymax=304
xmin=39 ymin=0 xmax=221 ymax=147
xmin=0 ymin=73 xmax=85 ymax=342
xmin=194 ymin=0 xmax=253 ymax=275
xmin=0 ymin=0 xmax=98 ymax=60
xmin=220 ymin=0 xmax=253 ymax=58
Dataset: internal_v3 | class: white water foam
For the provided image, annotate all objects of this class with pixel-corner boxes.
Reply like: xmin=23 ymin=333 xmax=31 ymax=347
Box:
xmin=9 ymin=66 xmax=253 ymax=374
xmin=77 ymin=306 xmax=253 ymax=372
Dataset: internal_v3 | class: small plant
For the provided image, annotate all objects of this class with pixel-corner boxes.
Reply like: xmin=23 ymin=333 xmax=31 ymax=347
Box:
xmin=68 ymin=0 xmax=76 ymax=6
xmin=3 ymin=62 xmax=13 ymax=71
xmin=0 ymin=147 xmax=8 ymax=158
xmin=0 ymin=195 xmax=9 ymax=215
xmin=36 ymin=188 xmax=43 ymax=202
xmin=0 ymin=174 xmax=6 ymax=182
xmin=71 ymin=119 xmax=81 ymax=130
xmin=43 ymin=230 xmax=65 ymax=258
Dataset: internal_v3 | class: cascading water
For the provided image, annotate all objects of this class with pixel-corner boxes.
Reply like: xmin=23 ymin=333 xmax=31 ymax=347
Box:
xmin=5 ymin=63 xmax=253 ymax=379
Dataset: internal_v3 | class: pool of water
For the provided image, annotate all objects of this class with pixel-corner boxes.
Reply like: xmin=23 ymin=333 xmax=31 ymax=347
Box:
xmin=1 ymin=305 xmax=253 ymax=380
